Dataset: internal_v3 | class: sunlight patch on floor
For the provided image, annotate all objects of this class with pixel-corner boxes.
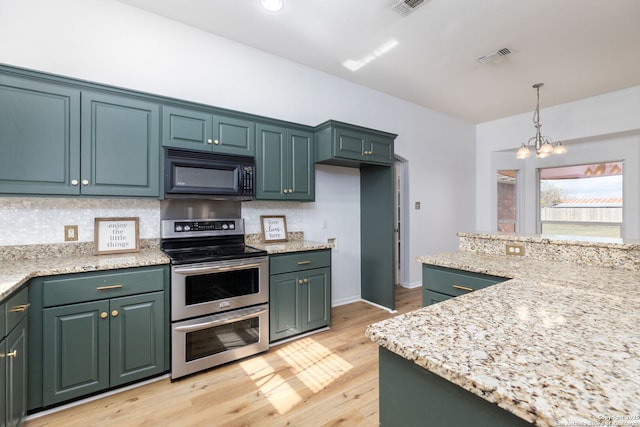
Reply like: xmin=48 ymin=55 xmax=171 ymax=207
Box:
xmin=276 ymin=337 xmax=353 ymax=393
xmin=239 ymin=337 xmax=354 ymax=415
xmin=240 ymin=356 xmax=302 ymax=414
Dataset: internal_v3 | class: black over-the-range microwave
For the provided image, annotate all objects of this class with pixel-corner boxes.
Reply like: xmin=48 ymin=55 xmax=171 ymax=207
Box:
xmin=164 ymin=148 xmax=255 ymax=200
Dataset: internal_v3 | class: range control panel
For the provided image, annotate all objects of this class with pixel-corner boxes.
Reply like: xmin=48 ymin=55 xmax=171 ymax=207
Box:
xmin=173 ymin=220 xmax=236 ymax=233
xmin=161 ymin=218 xmax=244 ymax=239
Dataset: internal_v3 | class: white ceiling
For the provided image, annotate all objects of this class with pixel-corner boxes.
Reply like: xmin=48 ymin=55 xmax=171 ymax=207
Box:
xmin=118 ymin=0 xmax=640 ymax=123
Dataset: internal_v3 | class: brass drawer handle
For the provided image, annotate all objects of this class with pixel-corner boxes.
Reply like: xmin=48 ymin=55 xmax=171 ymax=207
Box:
xmin=297 ymin=260 xmax=311 ymax=265
xmin=8 ymin=303 xmax=30 ymax=313
xmin=96 ymin=284 xmax=123 ymax=291
xmin=452 ymin=284 xmax=474 ymax=292
xmin=6 ymin=350 xmax=18 ymax=358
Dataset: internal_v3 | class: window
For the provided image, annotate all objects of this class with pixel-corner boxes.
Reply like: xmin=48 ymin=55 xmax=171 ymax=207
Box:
xmin=538 ymin=162 xmax=623 ymax=239
xmin=497 ymin=170 xmax=518 ymax=232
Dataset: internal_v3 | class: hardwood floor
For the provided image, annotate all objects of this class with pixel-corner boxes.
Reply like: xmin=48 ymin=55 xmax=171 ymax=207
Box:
xmin=25 ymin=286 xmax=421 ymax=427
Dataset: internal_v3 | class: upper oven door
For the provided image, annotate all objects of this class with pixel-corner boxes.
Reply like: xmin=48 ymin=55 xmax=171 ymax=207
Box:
xmin=171 ymin=256 xmax=268 ymax=320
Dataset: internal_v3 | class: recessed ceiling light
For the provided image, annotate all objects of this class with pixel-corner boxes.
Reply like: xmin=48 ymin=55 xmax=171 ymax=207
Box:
xmin=261 ymin=0 xmax=283 ymax=12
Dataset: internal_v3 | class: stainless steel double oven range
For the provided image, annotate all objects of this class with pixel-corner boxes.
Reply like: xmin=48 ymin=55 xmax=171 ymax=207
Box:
xmin=161 ymin=200 xmax=269 ymax=379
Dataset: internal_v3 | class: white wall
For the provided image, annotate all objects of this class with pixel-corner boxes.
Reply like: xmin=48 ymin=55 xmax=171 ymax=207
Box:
xmin=0 ymin=0 xmax=476 ymax=299
xmin=476 ymin=86 xmax=640 ymax=237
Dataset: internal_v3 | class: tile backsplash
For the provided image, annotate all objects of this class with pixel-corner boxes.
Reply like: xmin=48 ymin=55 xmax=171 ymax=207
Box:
xmin=0 ymin=197 xmax=306 ymax=246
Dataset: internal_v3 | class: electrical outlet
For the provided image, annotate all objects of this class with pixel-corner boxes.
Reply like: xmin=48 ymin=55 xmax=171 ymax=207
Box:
xmin=415 ymin=201 xmax=421 ymax=210
xmin=64 ymin=225 xmax=78 ymax=242
xmin=505 ymin=243 xmax=525 ymax=256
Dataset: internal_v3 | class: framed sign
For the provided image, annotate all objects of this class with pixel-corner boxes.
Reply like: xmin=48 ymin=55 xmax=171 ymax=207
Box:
xmin=94 ymin=217 xmax=140 ymax=255
xmin=260 ymin=215 xmax=288 ymax=242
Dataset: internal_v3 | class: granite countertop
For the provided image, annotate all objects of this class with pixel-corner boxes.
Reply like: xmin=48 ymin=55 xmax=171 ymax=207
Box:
xmin=249 ymin=240 xmax=333 ymax=254
xmin=366 ymin=252 xmax=640 ymax=427
xmin=0 ymin=249 xmax=169 ymax=301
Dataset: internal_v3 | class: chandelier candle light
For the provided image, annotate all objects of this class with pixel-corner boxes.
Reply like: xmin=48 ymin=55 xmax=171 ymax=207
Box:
xmin=516 ymin=83 xmax=567 ymax=159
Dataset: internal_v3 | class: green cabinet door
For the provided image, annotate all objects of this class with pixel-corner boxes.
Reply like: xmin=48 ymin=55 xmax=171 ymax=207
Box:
xmin=162 ymin=106 xmax=255 ymax=156
xmin=288 ymin=129 xmax=314 ymax=201
xmin=269 ymin=271 xmax=302 ymax=341
xmin=42 ymin=300 xmax=110 ymax=407
xmin=256 ymin=123 xmax=314 ymax=201
xmin=256 ymin=123 xmax=287 ymax=200
xmin=301 ymin=267 xmax=331 ymax=331
xmin=81 ymin=92 xmax=160 ymax=197
xmin=213 ymin=115 xmax=255 ymax=156
xmin=335 ymin=128 xmax=368 ymax=161
xmin=0 ymin=74 xmax=80 ymax=195
xmin=0 ymin=338 xmax=5 ymax=426
xmin=6 ymin=316 xmax=27 ymax=427
xmin=109 ymin=292 xmax=164 ymax=387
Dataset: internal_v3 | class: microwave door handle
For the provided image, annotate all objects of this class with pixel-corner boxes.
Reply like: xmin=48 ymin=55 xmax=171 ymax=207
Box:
xmin=174 ymin=307 xmax=268 ymax=332
xmin=174 ymin=262 xmax=265 ymax=275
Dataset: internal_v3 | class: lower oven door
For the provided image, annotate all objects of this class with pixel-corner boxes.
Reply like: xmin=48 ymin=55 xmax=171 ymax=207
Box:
xmin=171 ymin=304 xmax=269 ymax=379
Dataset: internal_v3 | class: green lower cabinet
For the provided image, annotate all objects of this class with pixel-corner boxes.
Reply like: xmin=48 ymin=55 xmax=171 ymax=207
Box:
xmin=6 ymin=317 xmax=28 ymax=427
xmin=379 ymin=348 xmax=532 ymax=426
xmin=269 ymin=250 xmax=331 ymax=342
xmin=42 ymin=292 xmax=164 ymax=407
xmin=0 ymin=338 xmax=5 ymax=427
xmin=422 ymin=264 xmax=509 ymax=307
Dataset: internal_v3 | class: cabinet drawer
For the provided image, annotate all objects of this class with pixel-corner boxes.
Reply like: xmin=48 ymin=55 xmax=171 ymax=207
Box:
xmin=422 ymin=289 xmax=452 ymax=307
xmin=270 ymin=250 xmax=331 ymax=275
xmin=5 ymin=286 xmax=29 ymax=334
xmin=423 ymin=265 xmax=507 ymax=299
xmin=43 ymin=266 xmax=166 ymax=307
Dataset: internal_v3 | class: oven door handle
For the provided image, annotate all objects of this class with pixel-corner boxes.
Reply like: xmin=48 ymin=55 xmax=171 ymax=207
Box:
xmin=174 ymin=307 xmax=268 ymax=332
xmin=173 ymin=261 xmax=265 ymax=275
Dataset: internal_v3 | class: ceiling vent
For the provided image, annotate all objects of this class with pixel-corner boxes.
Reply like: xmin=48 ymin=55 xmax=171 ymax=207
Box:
xmin=391 ymin=0 xmax=427 ymax=16
xmin=476 ymin=47 xmax=513 ymax=64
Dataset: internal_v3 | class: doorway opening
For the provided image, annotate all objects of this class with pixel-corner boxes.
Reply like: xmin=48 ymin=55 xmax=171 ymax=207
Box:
xmin=394 ymin=157 xmax=409 ymax=287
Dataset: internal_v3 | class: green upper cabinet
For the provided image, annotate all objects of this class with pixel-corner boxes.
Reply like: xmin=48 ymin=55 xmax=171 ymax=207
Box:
xmin=315 ymin=120 xmax=396 ymax=166
xmin=255 ymin=123 xmax=314 ymax=201
xmin=162 ymin=106 xmax=255 ymax=156
xmin=0 ymin=74 xmax=80 ymax=195
xmin=81 ymin=92 xmax=160 ymax=197
xmin=0 ymin=73 xmax=160 ymax=197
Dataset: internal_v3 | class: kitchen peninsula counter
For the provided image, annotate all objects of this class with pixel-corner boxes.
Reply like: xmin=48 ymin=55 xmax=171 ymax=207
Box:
xmin=366 ymin=251 xmax=640 ymax=426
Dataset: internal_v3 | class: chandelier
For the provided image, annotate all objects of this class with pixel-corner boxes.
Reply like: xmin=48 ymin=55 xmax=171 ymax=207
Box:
xmin=516 ymin=83 xmax=567 ymax=159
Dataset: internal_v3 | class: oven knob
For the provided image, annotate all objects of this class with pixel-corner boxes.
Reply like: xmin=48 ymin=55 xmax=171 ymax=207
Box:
xmin=184 ymin=225 xmax=191 ymax=231
xmin=175 ymin=225 xmax=183 ymax=232
xmin=229 ymin=223 xmax=235 ymax=230
xmin=222 ymin=224 xmax=229 ymax=230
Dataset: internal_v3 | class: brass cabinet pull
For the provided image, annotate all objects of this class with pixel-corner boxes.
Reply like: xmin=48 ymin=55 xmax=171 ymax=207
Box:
xmin=8 ymin=303 xmax=30 ymax=313
xmin=452 ymin=284 xmax=474 ymax=292
xmin=207 ymin=138 xmax=213 ymax=144
xmin=6 ymin=350 xmax=17 ymax=358
xmin=96 ymin=284 xmax=123 ymax=291
xmin=298 ymin=279 xmax=304 ymax=285
xmin=71 ymin=179 xmax=79 ymax=186
xmin=100 ymin=312 xmax=108 ymax=319
xmin=303 ymin=278 xmax=308 ymax=284
xmin=297 ymin=260 xmax=311 ymax=265
xmin=82 ymin=179 xmax=89 ymax=186
xmin=214 ymin=139 xmax=220 ymax=145
xmin=111 ymin=310 xmax=119 ymax=317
